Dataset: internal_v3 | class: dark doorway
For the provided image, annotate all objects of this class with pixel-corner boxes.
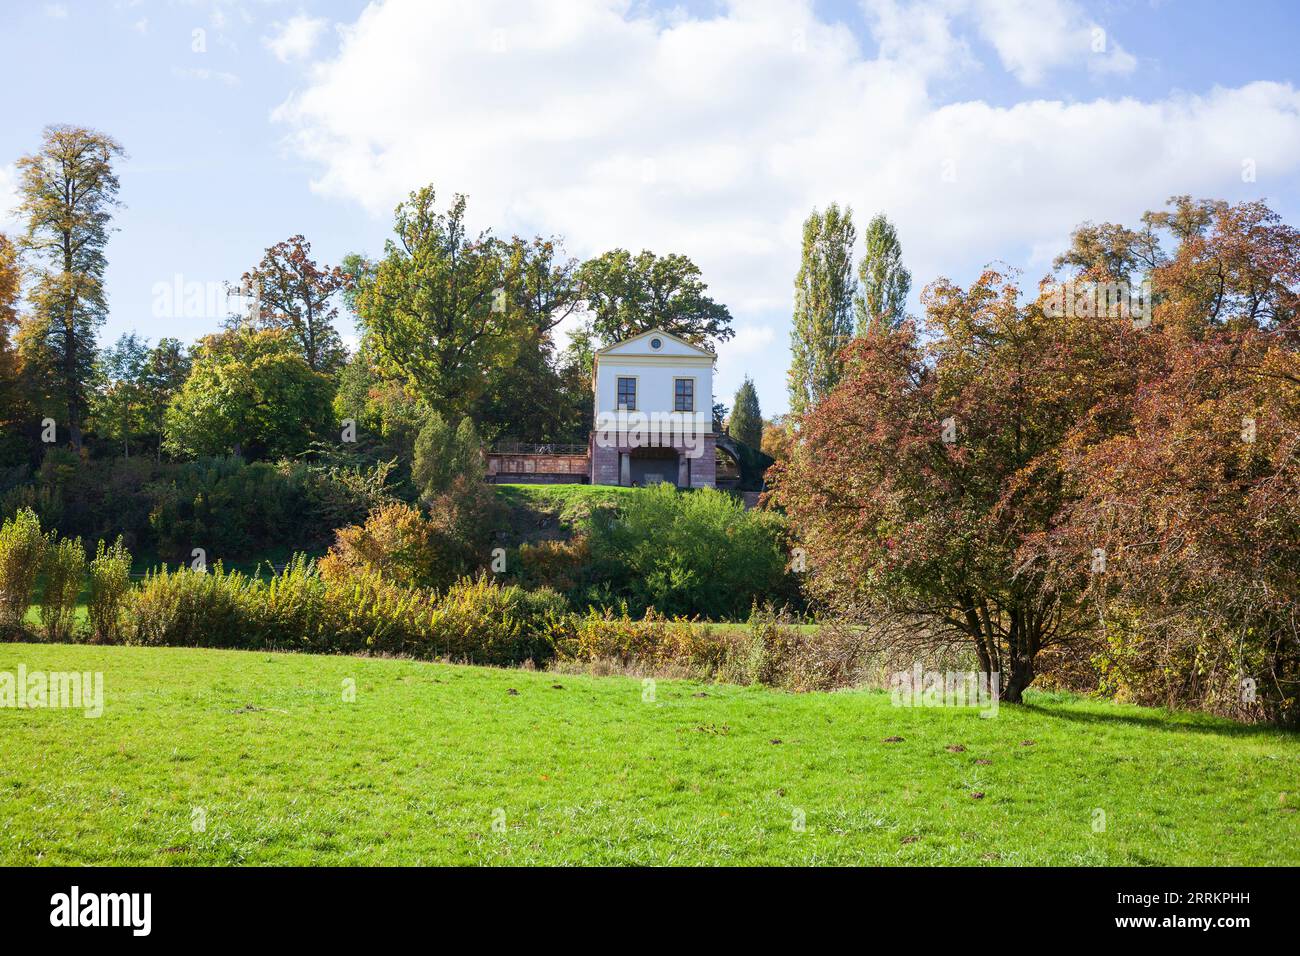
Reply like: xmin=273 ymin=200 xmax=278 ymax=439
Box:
xmin=629 ymin=446 xmax=680 ymax=487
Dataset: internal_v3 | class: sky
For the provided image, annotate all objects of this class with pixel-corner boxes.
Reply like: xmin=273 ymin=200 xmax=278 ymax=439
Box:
xmin=3 ymin=0 xmax=1299 ymax=417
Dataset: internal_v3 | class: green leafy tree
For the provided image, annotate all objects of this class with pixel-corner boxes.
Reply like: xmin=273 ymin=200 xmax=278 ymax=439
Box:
xmin=507 ymin=236 xmax=583 ymax=336
xmin=163 ymin=328 xmax=334 ymax=460
xmin=16 ymin=125 xmax=125 ymax=448
xmin=578 ymin=249 xmax=733 ymax=348
xmin=855 ymin=213 xmax=911 ymax=333
xmin=727 ymin=376 xmax=763 ymax=449
xmin=788 ymin=203 xmax=856 ymax=419
xmin=140 ymin=338 xmax=191 ymax=460
xmin=333 ymin=337 xmax=428 ymax=460
xmin=355 ymin=187 xmax=521 ymax=418
xmin=411 ymin=411 xmax=484 ymax=502
xmin=92 ymin=332 xmax=149 ymax=457
xmin=474 ymin=236 xmax=587 ymax=443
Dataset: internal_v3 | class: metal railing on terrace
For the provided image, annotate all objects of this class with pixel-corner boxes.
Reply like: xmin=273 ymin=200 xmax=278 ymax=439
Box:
xmin=489 ymin=442 xmax=588 ymax=456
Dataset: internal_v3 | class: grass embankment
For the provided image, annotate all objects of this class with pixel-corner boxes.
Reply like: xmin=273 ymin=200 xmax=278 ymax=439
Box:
xmin=492 ymin=482 xmax=638 ymax=545
xmin=2 ymin=643 xmax=1296 ymax=865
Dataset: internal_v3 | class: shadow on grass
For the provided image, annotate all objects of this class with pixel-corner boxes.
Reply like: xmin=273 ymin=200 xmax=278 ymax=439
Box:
xmin=1017 ymin=695 xmax=1290 ymax=740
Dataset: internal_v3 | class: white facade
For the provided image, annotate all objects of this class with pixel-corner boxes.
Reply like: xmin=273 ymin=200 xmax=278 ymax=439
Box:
xmin=592 ymin=328 xmax=714 ymax=432
xmin=589 ymin=328 xmax=717 ymax=488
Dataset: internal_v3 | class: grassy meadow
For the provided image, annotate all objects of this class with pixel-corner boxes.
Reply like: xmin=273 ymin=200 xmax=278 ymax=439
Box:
xmin=2 ymin=642 xmax=1296 ymax=866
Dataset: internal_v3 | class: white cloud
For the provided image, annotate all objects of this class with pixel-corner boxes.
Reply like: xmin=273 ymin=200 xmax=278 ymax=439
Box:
xmin=133 ymin=17 xmax=149 ymax=36
xmin=273 ymin=0 xmax=1300 ymax=412
xmin=969 ymin=0 xmax=1135 ymax=84
xmin=722 ymin=324 xmax=778 ymax=357
xmin=264 ymin=13 xmax=330 ymax=63
xmin=44 ymin=3 xmax=68 ymax=19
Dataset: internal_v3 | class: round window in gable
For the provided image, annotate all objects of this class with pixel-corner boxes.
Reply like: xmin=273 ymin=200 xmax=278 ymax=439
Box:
xmin=650 ymin=337 xmax=663 ymax=350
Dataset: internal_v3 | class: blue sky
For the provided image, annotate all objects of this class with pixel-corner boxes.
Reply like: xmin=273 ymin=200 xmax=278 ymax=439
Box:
xmin=3 ymin=0 xmax=1299 ymax=417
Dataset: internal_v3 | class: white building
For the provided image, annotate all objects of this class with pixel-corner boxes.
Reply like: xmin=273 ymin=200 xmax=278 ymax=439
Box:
xmin=589 ymin=328 xmax=717 ymax=488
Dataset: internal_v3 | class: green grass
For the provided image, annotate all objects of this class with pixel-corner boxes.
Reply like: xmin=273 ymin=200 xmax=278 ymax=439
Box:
xmin=494 ymin=482 xmax=637 ymax=534
xmin=3 ymin=644 xmax=1296 ymax=865
xmin=492 ymin=482 xmax=642 ymax=510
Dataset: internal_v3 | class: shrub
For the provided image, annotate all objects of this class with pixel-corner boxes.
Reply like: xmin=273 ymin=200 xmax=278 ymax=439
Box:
xmin=735 ymin=610 xmax=874 ymax=692
xmin=555 ymin=604 xmax=875 ymax=691
xmin=513 ymin=535 xmax=590 ymax=593
xmin=87 ymin=537 xmax=133 ymax=644
xmin=127 ymin=564 xmax=255 ymax=648
xmin=320 ymin=481 xmax=499 ymax=592
xmin=40 ymin=535 xmax=86 ymax=643
xmin=316 ymin=568 xmax=438 ymax=656
xmin=732 ymin=604 xmax=800 ymax=686
xmin=559 ymin=608 xmax=737 ymax=678
xmin=585 ymin=483 xmax=795 ymax=619
xmin=418 ymin=576 xmax=564 ymax=665
xmin=0 ymin=508 xmax=46 ymax=632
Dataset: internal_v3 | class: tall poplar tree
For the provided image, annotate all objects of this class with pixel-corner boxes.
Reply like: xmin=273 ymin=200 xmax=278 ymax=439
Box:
xmin=16 ymin=125 xmax=125 ymax=449
xmin=788 ymin=203 xmax=856 ymax=419
xmin=855 ymin=213 xmax=911 ymax=333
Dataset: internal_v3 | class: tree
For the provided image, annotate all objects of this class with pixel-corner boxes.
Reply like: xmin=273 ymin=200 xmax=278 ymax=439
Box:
xmin=727 ymin=376 xmax=763 ymax=449
xmin=1039 ymin=197 xmax=1300 ymax=722
xmin=140 ymin=338 xmax=191 ymax=460
xmin=1052 ymin=196 xmax=1228 ymax=284
xmin=163 ymin=328 xmax=334 ymax=460
xmin=472 ymin=340 xmax=583 ymax=444
xmin=774 ymin=268 xmax=1133 ymax=702
xmin=1043 ymin=327 xmax=1300 ymax=723
xmin=16 ymin=125 xmax=125 ymax=449
xmin=507 ymin=236 xmax=582 ymax=336
xmin=411 ymin=411 xmax=484 ymax=502
xmin=760 ymin=417 xmax=794 ymax=463
xmin=332 ymin=335 xmax=431 ymax=466
xmin=855 ymin=213 xmax=911 ymax=333
xmin=355 ymin=187 xmax=522 ymax=418
xmin=788 ymin=203 xmax=856 ymax=419
xmin=474 ymin=236 xmax=587 ymax=443
xmin=91 ymin=332 xmax=149 ymax=457
xmin=578 ymin=249 xmax=733 ymax=348
xmin=233 ymin=235 xmax=351 ymax=373
xmin=777 ymin=196 xmax=1300 ymax=710
xmin=0 ymin=234 xmax=27 ymax=456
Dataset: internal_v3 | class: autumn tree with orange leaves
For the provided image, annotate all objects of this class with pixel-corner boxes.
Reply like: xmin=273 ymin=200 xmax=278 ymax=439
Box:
xmin=231 ymin=234 xmax=353 ymax=374
xmin=774 ymin=196 xmax=1300 ymax=718
xmin=1039 ymin=198 xmax=1300 ymax=722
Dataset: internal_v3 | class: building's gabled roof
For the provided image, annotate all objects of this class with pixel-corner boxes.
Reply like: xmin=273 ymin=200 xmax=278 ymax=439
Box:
xmin=594 ymin=327 xmax=717 ymax=359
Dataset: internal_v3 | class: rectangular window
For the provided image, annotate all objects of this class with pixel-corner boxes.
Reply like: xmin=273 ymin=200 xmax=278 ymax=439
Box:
xmin=674 ymin=378 xmax=694 ymax=412
xmin=617 ymin=377 xmax=637 ymax=410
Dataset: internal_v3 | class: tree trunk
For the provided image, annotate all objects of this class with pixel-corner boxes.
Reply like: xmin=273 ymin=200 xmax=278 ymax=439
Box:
xmin=1002 ymin=658 xmax=1035 ymax=704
